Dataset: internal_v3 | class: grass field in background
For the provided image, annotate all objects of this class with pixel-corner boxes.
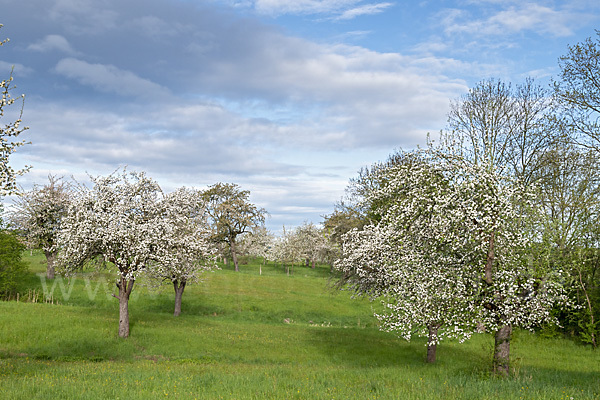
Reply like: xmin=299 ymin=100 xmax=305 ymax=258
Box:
xmin=0 ymin=251 xmax=598 ymax=399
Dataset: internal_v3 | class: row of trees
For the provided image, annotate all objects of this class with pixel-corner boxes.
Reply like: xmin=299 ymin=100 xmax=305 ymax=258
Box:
xmin=8 ymin=168 xmax=342 ymax=338
xmin=329 ymin=32 xmax=600 ymax=375
xmin=8 ymin=170 xmax=344 ymax=336
xmin=242 ymin=222 xmax=336 ymax=275
xmin=190 ymin=220 xmax=337 ymax=276
xmin=7 ymin=171 xmax=275 ymax=336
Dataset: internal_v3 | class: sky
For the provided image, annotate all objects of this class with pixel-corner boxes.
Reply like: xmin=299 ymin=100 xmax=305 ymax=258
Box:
xmin=1 ymin=0 xmax=599 ymax=232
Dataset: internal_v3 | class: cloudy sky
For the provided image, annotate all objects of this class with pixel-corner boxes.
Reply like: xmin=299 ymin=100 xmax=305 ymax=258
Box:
xmin=1 ymin=0 xmax=599 ymax=232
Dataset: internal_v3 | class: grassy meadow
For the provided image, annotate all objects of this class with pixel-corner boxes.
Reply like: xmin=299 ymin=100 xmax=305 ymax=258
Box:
xmin=0 ymin=251 xmax=598 ymax=399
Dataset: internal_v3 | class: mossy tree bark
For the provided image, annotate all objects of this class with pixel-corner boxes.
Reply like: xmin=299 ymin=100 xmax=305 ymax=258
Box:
xmin=116 ymin=277 xmax=135 ymax=338
xmin=493 ymin=324 xmax=512 ymax=376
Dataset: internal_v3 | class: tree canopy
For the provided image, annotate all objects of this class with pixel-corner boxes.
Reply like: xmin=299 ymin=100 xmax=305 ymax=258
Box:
xmin=148 ymin=187 xmax=218 ymax=316
xmin=203 ymin=182 xmax=266 ymax=272
xmin=0 ymin=25 xmax=29 ymax=196
xmin=10 ymin=175 xmax=71 ymax=279
xmin=57 ymin=170 xmax=165 ymax=337
xmin=335 ymin=148 xmax=569 ymax=367
xmin=554 ymin=30 xmax=600 ymax=152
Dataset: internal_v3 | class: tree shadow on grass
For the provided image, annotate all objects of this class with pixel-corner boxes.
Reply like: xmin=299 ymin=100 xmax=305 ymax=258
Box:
xmin=307 ymin=327 xmax=492 ymax=371
xmin=511 ymin=365 xmax=600 ymax=397
xmin=0 ymin=306 xmax=141 ymax=363
xmin=137 ymin=293 xmax=226 ymax=317
xmin=307 ymin=327 xmax=599 ymax=397
xmin=307 ymin=327 xmax=428 ymax=368
xmin=12 ymin=335 xmax=136 ymax=363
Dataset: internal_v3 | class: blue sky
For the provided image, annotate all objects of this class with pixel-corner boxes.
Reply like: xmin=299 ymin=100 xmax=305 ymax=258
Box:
xmin=1 ymin=0 xmax=599 ymax=232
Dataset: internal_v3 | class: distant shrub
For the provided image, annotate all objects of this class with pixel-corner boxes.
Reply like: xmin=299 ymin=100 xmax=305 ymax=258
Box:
xmin=0 ymin=229 xmax=28 ymax=299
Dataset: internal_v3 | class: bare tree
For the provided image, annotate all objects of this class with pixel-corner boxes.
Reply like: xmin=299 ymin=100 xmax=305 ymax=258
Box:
xmin=445 ymin=78 xmax=558 ymax=181
xmin=535 ymin=144 xmax=600 ymax=348
xmin=554 ymin=30 xmax=600 ymax=152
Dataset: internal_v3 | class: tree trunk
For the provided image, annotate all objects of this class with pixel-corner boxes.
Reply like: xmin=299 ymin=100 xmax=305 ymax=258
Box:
xmin=173 ymin=280 xmax=186 ymax=317
xmin=485 ymin=231 xmax=512 ymax=376
xmin=426 ymin=324 xmax=440 ymax=363
xmin=484 ymin=232 xmax=495 ymax=285
xmin=116 ymin=276 xmax=135 ymax=338
xmin=493 ymin=324 xmax=512 ymax=376
xmin=230 ymin=239 xmax=239 ymax=272
xmin=305 ymin=258 xmax=310 ymax=268
xmin=44 ymin=250 xmax=56 ymax=280
xmin=312 ymin=259 xmax=315 ymax=269
xmin=578 ymin=268 xmax=597 ymax=348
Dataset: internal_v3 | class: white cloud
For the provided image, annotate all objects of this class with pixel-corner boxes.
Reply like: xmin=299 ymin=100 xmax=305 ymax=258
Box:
xmin=48 ymin=0 xmax=119 ymax=34
xmin=54 ymin=58 xmax=168 ymax=97
xmin=20 ymin=100 xmax=303 ymax=176
xmin=6 ymin=0 xmax=595 ymax=232
xmin=17 ymin=99 xmax=335 ymax=230
xmin=0 ymin=61 xmax=34 ymax=77
xmin=488 ymin=4 xmax=577 ymax=36
xmin=441 ymin=3 xmax=587 ymax=38
xmin=252 ymin=0 xmax=394 ymax=19
xmin=335 ymin=2 xmax=393 ymax=20
xmin=196 ymin=38 xmax=465 ymax=149
xmin=27 ymin=34 xmax=77 ymax=55
xmin=254 ymin=0 xmax=360 ymax=15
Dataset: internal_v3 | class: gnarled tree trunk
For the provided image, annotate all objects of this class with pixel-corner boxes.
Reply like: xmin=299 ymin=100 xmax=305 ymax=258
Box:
xmin=116 ymin=276 xmax=135 ymax=338
xmin=426 ymin=323 xmax=441 ymax=363
xmin=493 ymin=324 xmax=512 ymax=376
xmin=173 ymin=280 xmax=186 ymax=316
xmin=44 ymin=250 xmax=56 ymax=279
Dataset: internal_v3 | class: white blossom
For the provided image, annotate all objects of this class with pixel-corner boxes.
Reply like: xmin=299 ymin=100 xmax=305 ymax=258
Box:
xmin=147 ymin=187 xmax=218 ymax=286
xmin=335 ymin=149 xmax=570 ymax=350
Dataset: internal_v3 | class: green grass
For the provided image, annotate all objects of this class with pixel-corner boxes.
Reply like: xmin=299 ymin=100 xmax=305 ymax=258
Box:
xmin=0 ymin=251 xmax=598 ymax=399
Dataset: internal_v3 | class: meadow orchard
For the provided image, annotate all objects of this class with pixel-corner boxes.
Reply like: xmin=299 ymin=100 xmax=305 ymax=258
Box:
xmin=1 ymin=24 xmax=600 ymax=399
